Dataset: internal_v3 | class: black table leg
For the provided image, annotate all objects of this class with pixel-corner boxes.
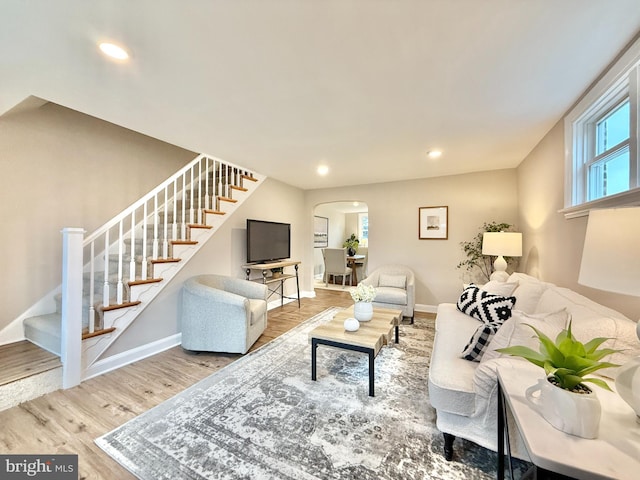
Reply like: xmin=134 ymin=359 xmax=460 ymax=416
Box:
xmin=394 ymin=325 xmax=399 ymax=343
xmin=311 ymin=338 xmax=318 ymax=381
xmin=368 ymin=349 xmax=375 ymax=397
xmin=497 ymin=381 xmax=505 ymax=480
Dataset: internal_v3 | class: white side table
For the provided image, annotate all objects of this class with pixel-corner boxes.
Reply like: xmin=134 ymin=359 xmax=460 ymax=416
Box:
xmin=497 ymin=366 xmax=640 ymax=480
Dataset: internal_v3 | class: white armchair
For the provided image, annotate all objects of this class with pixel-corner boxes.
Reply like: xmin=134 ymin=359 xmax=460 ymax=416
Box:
xmin=360 ymin=265 xmax=415 ymax=322
xmin=181 ymin=274 xmax=268 ymax=354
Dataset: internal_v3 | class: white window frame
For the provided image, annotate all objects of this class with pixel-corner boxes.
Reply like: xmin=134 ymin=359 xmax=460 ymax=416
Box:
xmin=563 ymin=37 xmax=640 ymax=218
xmin=358 ymin=212 xmax=368 ymax=247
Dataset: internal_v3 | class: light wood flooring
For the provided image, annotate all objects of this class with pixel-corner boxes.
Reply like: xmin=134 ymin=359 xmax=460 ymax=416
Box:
xmin=0 ymin=289 xmax=432 ymax=480
xmin=0 ymin=341 xmax=61 ymax=386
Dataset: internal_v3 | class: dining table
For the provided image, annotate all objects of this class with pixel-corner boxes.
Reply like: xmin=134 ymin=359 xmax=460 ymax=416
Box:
xmin=346 ymin=254 xmax=366 ymax=285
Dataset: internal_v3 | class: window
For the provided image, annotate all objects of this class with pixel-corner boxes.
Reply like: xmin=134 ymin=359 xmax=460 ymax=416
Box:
xmin=564 ymin=37 xmax=640 ymax=217
xmin=358 ymin=213 xmax=368 ymax=247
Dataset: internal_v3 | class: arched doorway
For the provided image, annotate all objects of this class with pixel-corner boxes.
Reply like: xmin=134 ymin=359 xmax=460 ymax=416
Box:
xmin=313 ymin=201 xmax=368 ymax=290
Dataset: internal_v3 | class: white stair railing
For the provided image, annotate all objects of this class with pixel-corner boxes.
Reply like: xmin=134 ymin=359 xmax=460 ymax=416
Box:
xmin=59 ymin=154 xmax=258 ymax=379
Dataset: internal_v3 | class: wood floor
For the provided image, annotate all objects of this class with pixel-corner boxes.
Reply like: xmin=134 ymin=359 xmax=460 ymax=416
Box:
xmin=0 ymin=340 xmax=61 ymax=386
xmin=0 ymin=289 xmax=431 ymax=480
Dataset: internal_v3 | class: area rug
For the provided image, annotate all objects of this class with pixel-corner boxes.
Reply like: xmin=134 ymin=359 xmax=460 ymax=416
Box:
xmin=96 ymin=307 xmax=520 ymax=479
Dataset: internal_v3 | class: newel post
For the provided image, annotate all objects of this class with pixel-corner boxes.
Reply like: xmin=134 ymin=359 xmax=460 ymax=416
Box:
xmin=61 ymin=227 xmax=85 ymax=389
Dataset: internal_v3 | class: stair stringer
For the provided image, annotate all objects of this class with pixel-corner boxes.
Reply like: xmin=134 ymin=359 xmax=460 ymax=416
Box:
xmin=80 ymin=175 xmax=265 ymax=378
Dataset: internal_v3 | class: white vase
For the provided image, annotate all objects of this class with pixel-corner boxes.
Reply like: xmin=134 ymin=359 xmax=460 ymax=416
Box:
xmin=344 ymin=317 xmax=360 ymax=332
xmin=354 ymin=302 xmax=373 ymax=322
xmin=525 ymin=377 xmax=601 ymax=439
xmin=615 ymin=356 xmax=640 ymax=424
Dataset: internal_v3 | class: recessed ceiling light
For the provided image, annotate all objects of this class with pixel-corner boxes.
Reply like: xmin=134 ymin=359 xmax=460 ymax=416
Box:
xmin=426 ymin=150 xmax=442 ymax=159
xmin=317 ymin=165 xmax=329 ymax=176
xmin=99 ymin=42 xmax=129 ymax=60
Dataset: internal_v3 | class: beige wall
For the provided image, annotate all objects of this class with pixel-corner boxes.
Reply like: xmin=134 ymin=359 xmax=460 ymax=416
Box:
xmin=102 ymin=177 xmax=306 ymax=357
xmin=517 ymin=119 xmax=640 ymax=320
xmin=304 ymin=169 xmax=519 ymax=307
xmin=0 ymin=101 xmax=196 ymax=332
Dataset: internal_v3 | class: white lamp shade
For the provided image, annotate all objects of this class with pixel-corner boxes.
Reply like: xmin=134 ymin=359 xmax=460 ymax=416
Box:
xmin=482 ymin=232 xmax=522 ymax=257
xmin=578 ymin=207 xmax=640 ymax=298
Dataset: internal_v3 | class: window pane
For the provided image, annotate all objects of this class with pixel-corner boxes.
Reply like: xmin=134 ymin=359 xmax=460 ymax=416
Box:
xmin=596 ymin=101 xmax=630 ymax=155
xmin=358 ymin=214 xmax=368 ymax=247
xmin=588 ymin=148 xmax=630 ymax=201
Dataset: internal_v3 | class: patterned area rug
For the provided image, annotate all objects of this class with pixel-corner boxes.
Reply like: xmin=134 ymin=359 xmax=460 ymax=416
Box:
xmin=96 ymin=308 xmax=507 ymax=479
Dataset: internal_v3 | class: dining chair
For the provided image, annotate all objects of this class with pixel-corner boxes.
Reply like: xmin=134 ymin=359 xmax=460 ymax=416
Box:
xmin=322 ymin=248 xmax=352 ymax=287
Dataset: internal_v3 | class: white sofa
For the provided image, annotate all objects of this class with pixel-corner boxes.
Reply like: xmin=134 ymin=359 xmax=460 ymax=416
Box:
xmin=428 ymin=272 xmax=640 ymax=461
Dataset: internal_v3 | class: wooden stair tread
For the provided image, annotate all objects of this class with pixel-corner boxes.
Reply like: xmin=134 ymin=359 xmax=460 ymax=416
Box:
xmin=101 ymin=301 xmax=142 ymax=312
xmin=217 ymin=196 xmax=237 ymax=203
xmin=171 ymin=240 xmax=198 ymax=245
xmin=204 ymin=209 xmax=226 ymax=215
xmin=230 ymin=185 xmax=248 ymax=192
xmin=187 ymin=224 xmax=213 ymax=229
xmin=128 ymin=277 xmax=163 ymax=287
xmin=241 ymin=174 xmax=258 ymax=182
xmin=82 ymin=327 xmax=116 ymax=340
xmin=0 ymin=341 xmax=61 ymax=386
xmin=150 ymin=257 xmax=182 ymax=264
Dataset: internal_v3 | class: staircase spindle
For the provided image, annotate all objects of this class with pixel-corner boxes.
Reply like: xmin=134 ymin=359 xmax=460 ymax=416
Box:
xmin=103 ymin=230 xmax=110 ymax=308
xmin=197 ymin=160 xmax=203 ymax=225
xmin=142 ymin=202 xmax=148 ymax=280
xmin=189 ymin=166 xmax=195 ymax=228
xmin=117 ymin=220 xmax=124 ymax=305
xmin=152 ymin=193 xmax=159 ymax=261
xmin=129 ymin=210 xmax=136 ymax=282
xmin=89 ymin=241 xmax=95 ymax=334
xmin=163 ymin=186 xmax=169 ymax=258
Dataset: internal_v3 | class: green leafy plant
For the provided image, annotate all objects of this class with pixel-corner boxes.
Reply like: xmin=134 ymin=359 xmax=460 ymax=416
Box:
xmin=497 ymin=321 xmax=621 ymax=392
xmin=457 ymin=221 xmax=515 ymax=282
xmin=343 ymin=233 xmax=359 ymax=251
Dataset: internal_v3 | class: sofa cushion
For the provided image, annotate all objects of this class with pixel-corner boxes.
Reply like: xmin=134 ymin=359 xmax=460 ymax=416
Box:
xmin=374 ymin=286 xmax=407 ymax=305
xmin=456 ymin=285 xmax=516 ymax=324
xmin=429 ymin=303 xmax=480 ymax=416
xmin=482 ymin=280 xmax=518 ymax=297
xmin=378 ymin=273 xmax=406 ymax=289
xmin=481 ymin=309 xmax=568 ymax=363
xmin=461 ymin=321 xmax=502 ymax=361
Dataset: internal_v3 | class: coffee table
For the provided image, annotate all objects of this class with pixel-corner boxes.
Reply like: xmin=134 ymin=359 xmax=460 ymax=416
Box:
xmin=309 ymin=306 xmax=403 ymax=397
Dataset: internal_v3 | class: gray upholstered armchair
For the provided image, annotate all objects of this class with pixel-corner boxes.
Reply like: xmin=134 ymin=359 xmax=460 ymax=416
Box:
xmin=360 ymin=265 xmax=415 ymax=322
xmin=181 ymin=274 xmax=268 ymax=354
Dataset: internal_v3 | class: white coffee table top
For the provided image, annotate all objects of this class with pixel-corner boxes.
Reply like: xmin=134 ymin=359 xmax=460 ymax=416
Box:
xmin=498 ymin=365 xmax=640 ymax=480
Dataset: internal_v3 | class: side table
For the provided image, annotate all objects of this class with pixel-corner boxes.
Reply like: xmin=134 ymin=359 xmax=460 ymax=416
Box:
xmin=497 ymin=366 xmax=640 ymax=480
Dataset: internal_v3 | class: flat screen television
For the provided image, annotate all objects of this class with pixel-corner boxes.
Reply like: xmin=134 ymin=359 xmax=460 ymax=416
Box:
xmin=246 ymin=219 xmax=291 ymax=263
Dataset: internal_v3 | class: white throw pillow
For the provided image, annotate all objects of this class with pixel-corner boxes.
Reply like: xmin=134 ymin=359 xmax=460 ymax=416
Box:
xmin=481 ymin=308 xmax=568 ymax=363
xmin=511 ymin=281 xmax=547 ymax=314
xmin=379 ymin=273 xmax=406 ymax=289
xmin=481 ymin=280 xmax=518 ymax=297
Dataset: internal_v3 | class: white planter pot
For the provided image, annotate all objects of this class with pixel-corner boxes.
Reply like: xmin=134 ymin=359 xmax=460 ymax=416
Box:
xmin=615 ymin=355 xmax=640 ymax=423
xmin=354 ymin=302 xmax=373 ymax=322
xmin=525 ymin=377 xmax=601 ymax=439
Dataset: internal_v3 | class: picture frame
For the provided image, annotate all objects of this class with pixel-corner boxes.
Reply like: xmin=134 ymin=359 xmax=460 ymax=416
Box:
xmin=314 ymin=216 xmax=329 ymax=247
xmin=419 ymin=206 xmax=448 ymax=240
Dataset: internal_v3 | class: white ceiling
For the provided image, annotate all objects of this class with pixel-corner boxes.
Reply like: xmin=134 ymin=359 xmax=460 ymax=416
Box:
xmin=2 ymin=1 xmax=640 ymax=190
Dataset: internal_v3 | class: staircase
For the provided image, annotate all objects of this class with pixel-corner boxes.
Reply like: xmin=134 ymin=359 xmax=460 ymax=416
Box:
xmin=17 ymin=154 xmax=264 ymax=387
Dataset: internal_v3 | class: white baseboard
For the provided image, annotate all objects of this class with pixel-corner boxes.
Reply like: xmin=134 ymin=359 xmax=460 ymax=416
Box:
xmin=415 ymin=303 xmax=438 ymax=314
xmin=83 ymin=333 xmax=182 ymax=381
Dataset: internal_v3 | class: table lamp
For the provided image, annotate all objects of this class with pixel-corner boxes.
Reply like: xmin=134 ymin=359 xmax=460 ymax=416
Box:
xmin=482 ymin=231 xmax=522 ymax=281
xmin=578 ymin=207 xmax=640 ymax=423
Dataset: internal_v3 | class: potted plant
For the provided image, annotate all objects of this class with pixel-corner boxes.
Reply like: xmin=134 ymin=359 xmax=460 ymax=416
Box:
xmin=457 ymin=221 xmax=516 ymax=282
xmin=349 ymin=283 xmax=376 ymax=321
xmin=271 ymin=267 xmax=283 ymax=279
xmin=497 ymin=321 xmax=621 ymax=438
xmin=343 ymin=234 xmax=359 ymax=256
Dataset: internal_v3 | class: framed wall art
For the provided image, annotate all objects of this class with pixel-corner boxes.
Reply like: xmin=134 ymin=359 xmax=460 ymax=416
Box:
xmin=419 ymin=206 xmax=448 ymax=240
xmin=314 ymin=216 xmax=329 ymax=247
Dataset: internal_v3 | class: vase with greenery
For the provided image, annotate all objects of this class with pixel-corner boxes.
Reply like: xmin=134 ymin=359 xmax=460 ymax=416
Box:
xmin=497 ymin=321 xmax=621 ymax=438
xmin=457 ymin=221 xmax=515 ymax=283
xmin=343 ymin=233 xmax=359 ymax=256
xmin=271 ymin=267 xmax=283 ymax=278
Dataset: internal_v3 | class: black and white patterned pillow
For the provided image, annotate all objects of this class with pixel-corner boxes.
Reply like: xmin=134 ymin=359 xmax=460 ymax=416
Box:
xmin=461 ymin=322 xmax=503 ymax=361
xmin=456 ymin=284 xmax=516 ymax=323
